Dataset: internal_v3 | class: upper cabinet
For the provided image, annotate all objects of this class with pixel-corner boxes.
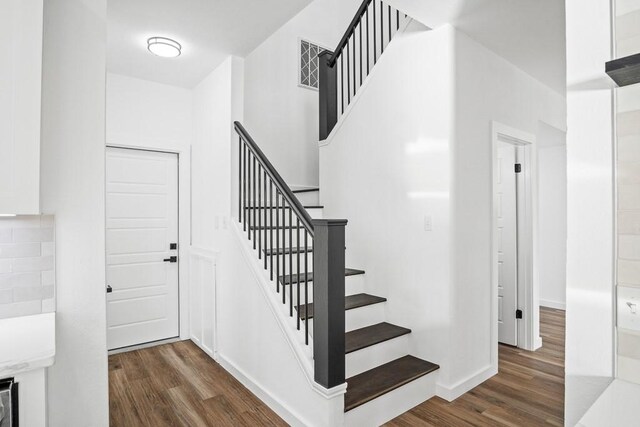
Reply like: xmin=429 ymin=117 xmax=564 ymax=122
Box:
xmin=0 ymin=0 xmax=43 ymax=214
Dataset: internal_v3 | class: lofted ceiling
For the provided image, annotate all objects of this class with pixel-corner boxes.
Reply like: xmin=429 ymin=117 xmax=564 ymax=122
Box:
xmin=388 ymin=0 xmax=567 ymax=95
xmin=107 ymin=0 xmax=313 ymax=88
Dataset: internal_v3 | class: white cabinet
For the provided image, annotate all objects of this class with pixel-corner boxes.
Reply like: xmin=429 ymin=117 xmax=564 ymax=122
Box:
xmin=0 ymin=0 xmax=43 ymax=214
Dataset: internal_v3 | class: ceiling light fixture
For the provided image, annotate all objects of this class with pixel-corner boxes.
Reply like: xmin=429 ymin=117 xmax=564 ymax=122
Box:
xmin=147 ymin=37 xmax=182 ymax=58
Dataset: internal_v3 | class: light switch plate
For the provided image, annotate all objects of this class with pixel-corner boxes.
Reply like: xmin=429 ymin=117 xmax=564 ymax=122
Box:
xmin=619 ymin=286 xmax=640 ymax=331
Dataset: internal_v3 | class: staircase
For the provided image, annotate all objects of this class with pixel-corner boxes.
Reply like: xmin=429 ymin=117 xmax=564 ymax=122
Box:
xmin=235 ymin=118 xmax=439 ymax=424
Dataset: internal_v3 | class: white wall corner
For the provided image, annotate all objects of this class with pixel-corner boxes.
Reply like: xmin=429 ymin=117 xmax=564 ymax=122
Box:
xmin=436 ymin=365 xmax=497 ymax=402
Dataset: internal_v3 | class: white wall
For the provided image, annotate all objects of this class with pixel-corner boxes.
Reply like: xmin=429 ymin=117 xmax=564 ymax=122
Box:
xmin=320 ymin=20 xmax=567 ymax=401
xmin=243 ymin=0 xmax=362 ymax=188
xmin=451 ymin=27 xmax=565 ymax=392
xmin=564 ymin=0 xmax=615 ymax=424
xmin=106 ymin=73 xmax=192 ymax=151
xmin=537 ymin=130 xmax=567 ymax=310
xmin=321 ymin=21 xmax=456 ymax=393
xmin=40 ymin=0 xmax=109 ymax=425
xmin=106 ymin=73 xmax=193 ymax=339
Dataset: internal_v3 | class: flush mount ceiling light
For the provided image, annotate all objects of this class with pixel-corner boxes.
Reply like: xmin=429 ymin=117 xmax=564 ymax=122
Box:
xmin=147 ymin=37 xmax=181 ymax=58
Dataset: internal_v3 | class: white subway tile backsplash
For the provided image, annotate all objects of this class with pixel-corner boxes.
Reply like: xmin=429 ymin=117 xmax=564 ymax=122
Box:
xmin=619 ymin=161 xmax=640 ymax=185
xmin=620 ymin=259 xmax=640 ymax=285
xmin=618 ymin=135 xmax=640 ymax=162
xmin=620 ymin=235 xmax=640 ymax=260
xmin=0 ymin=290 xmax=11 ymax=304
xmin=0 ymin=243 xmax=41 ymax=259
xmin=12 ymin=228 xmax=54 ymax=243
xmin=619 ymin=184 xmax=640 ymax=210
xmin=0 ymin=229 xmax=11 ymax=244
xmin=11 ymin=256 xmax=54 ymax=273
xmin=619 ymin=211 xmax=640 ymax=234
xmin=0 ymin=216 xmax=55 ymax=318
xmin=0 ymin=272 xmax=41 ymax=289
xmin=0 ymin=300 xmax=42 ymax=319
xmin=618 ymin=111 xmax=640 ymax=137
xmin=617 ymin=0 xmax=640 ymax=16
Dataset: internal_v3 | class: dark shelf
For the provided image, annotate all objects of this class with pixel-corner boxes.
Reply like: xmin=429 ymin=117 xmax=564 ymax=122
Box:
xmin=606 ymin=53 xmax=640 ymax=87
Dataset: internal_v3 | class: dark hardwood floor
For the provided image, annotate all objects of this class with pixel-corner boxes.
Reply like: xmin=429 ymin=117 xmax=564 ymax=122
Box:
xmin=108 ymin=307 xmax=565 ymax=426
xmin=108 ymin=340 xmax=286 ymax=426
xmin=386 ymin=307 xmax=565 ymax=426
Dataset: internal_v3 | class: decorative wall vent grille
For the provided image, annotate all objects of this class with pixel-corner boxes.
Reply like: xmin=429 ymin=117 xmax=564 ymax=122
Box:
xmin=300 ymin=39 xmax=322 ymax=90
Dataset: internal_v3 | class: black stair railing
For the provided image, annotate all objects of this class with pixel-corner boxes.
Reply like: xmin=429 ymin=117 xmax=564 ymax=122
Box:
xmin=235 ymin=121 xmax=347 ymax=389
xmin=319 ymin=0 xmax=406 ymax=140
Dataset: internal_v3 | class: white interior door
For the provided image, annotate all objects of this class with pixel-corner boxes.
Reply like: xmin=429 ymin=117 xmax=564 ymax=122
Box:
xmin=106 ymin=147 xmax=179 ymax=350
xmin=497 ymin=142 xmax=518 ymax=346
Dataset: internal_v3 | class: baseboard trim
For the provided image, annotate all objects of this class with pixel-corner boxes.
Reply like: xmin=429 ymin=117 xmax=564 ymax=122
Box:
xmin=540 ymin=300 xmax=566 ymax=310
xmin=436 ymin=365 xmax=497 ymax=402
xmin=217 ymin=352 xmax=311 ymax=427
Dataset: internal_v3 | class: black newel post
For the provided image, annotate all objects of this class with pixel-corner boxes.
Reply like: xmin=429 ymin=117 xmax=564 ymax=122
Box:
xmin=319 ymin=50 xmax=338 ymax=141
xmin=312 ymin=219 xmax=347 ymax=388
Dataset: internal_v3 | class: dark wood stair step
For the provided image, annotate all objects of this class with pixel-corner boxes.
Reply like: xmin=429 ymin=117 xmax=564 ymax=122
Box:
xmin=345 ymin=322 xmax=411 ymax=354
xmin=279 ymin=268 xmax=365 ymax=286
xmin=296 ymin=293 xmax=387 ymax=320
xmin=244 ymin=205 xmax=323 ymax=210
xmin=264 ymin=247 xmax=313 ymax=256
xmin=249 ymin=224 xmax=305 ymax=231
xmin=344 ymin=355 xmax=439 ymax=412
xmin=292 ymin=187 xmax=319 ymax=193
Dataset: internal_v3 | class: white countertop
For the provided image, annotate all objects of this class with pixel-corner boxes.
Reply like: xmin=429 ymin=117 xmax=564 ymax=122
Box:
xmin=578 ymin=379 xmax=640 ymax=426
xmin=0 ymin=312 xmax=55 ymax=377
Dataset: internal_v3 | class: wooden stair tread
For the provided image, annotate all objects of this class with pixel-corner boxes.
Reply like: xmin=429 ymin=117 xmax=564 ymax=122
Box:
xmin=296 ymin=293 xmax=386 ymax=320
xmin=249 ymin=224 xmax=305 ymax=231
xmin=244 ymin=205 xmax=323 ymax=209
xmin=345 ymin=322 xmax=411 ymax=354
xmin=292 ymin=187 xmax=319 ymax=193
xmin=344 ymin=355 xmax=439 ymax=412
xmin=279 ymin=268 xmax=365 ymax=286
xmin=264 ymin=247 xmax=313 ymax=256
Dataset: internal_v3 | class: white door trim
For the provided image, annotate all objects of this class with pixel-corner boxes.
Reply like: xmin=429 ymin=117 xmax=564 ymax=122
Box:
xmin=491 ymin=122 xmax=540 ymax=368
xmin=106 ymin=143 xmax=191 ymax=343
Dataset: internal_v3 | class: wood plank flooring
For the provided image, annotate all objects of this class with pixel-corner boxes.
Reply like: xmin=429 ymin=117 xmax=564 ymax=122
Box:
xmin=386 ymin=307 xmax=565 ymax=426
xmin=108 ymin=340 xmax=286 ymax=427
xmin=109 ymin=307 xmax=564 ymax=426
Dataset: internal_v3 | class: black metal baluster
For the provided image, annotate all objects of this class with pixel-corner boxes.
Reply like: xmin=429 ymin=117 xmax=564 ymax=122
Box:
xmin=243 ymin=143 xmax=247 ymax=232
xmin=366 ymin=7 xmax=370 ymax=75
xmin=304 ymin=230 xmax=309 ymax=345
xmin=282 ymin=201 xmax=286 ymax=304
xmin=270 ymin=182 xmax=274 ymax=280
xmin=397 ymin=9 xmax=400 ymax=30
xmin=289 ymin=208 xmax=293 ymax=316
xmin=373 ymin=1 xmax=377 ymax=64
xmin=296 ymin=218 xmax=301 ymax=330
xmin=276 ymin=191 xmax=280 ymax=293
xmin=248 ymin=153 xmax=252 ymax=240
xmin=352 ymin=36 xmax=356 ymax=98
xmin=380 ymin=1 xmax=384 ymax=54
xmin=238 ymin=138 xmax=241 ymax=223
xmin=258 ymin=165 xmax=262 ymax=258
xmin=388 ymin=5 xmax=392 ymax=44
xmin=263 ymin=170 xmax=268 ymax=269
xmin=359 ymin=20 xmax=363 ymax=87
xmin=346 ymin=42 xmax=351 ymax=104
xmin=252 ymin=157 xmax=256 ymax=247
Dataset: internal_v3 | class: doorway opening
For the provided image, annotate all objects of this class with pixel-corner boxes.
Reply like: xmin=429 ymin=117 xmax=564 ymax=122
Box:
xmin=105 ymin=146 xmax=180 ymax=351
xmin=491 ymin=122 xmax=537 ymax=358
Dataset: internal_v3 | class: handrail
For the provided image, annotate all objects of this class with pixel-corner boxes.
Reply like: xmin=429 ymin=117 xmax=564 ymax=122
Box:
xmin=234 ymin=121 xmax=315 ymax=235
xmin=328 ymin=0 xmax=373 ymax=67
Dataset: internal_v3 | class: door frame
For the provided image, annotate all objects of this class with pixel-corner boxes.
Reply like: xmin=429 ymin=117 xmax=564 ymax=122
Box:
xmin=105 ymin=144 xmax=190 ymax=344
xmin=491 ymin=122 xmax=540 ymax=366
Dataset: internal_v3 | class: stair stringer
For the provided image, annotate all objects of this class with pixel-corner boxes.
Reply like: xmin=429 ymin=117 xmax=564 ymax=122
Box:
xmin=219 ymin=221 xmax=346 ymax=426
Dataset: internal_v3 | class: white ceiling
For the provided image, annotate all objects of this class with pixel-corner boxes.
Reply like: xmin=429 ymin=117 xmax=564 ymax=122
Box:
xmin=389 ymin=0 xmax=567 ymax=95
xmin=107 ymin=0 xmax=312 ymax=88
xmin=108 ymin=0 xmax=566 ymax=94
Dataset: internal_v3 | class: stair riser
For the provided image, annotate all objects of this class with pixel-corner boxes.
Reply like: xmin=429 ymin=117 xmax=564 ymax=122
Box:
xmin=283 ymin=275 xmax=366 ymax=305
xmin=293 ymin=191 xmax=320 ymax=206
xmin=305 ymin=302 xmax=386 ymax=338
xmin=345 ymin=334 xmax=410 ymax=378
xmin=244 ymin=207 xmax=323 ymax=225
xmin=344 ymin=370 xmax=438 ymax=426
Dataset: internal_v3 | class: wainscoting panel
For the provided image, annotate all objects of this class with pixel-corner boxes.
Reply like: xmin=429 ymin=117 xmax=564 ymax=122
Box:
xmin=189 ymin=247 xmax=217 ymax=358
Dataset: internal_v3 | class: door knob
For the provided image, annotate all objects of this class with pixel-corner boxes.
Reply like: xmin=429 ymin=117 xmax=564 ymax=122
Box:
xmin=106 ymin=285 xmax=113 ymax=293
xmin=163 ymin=256 xmax=178 ymax=263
